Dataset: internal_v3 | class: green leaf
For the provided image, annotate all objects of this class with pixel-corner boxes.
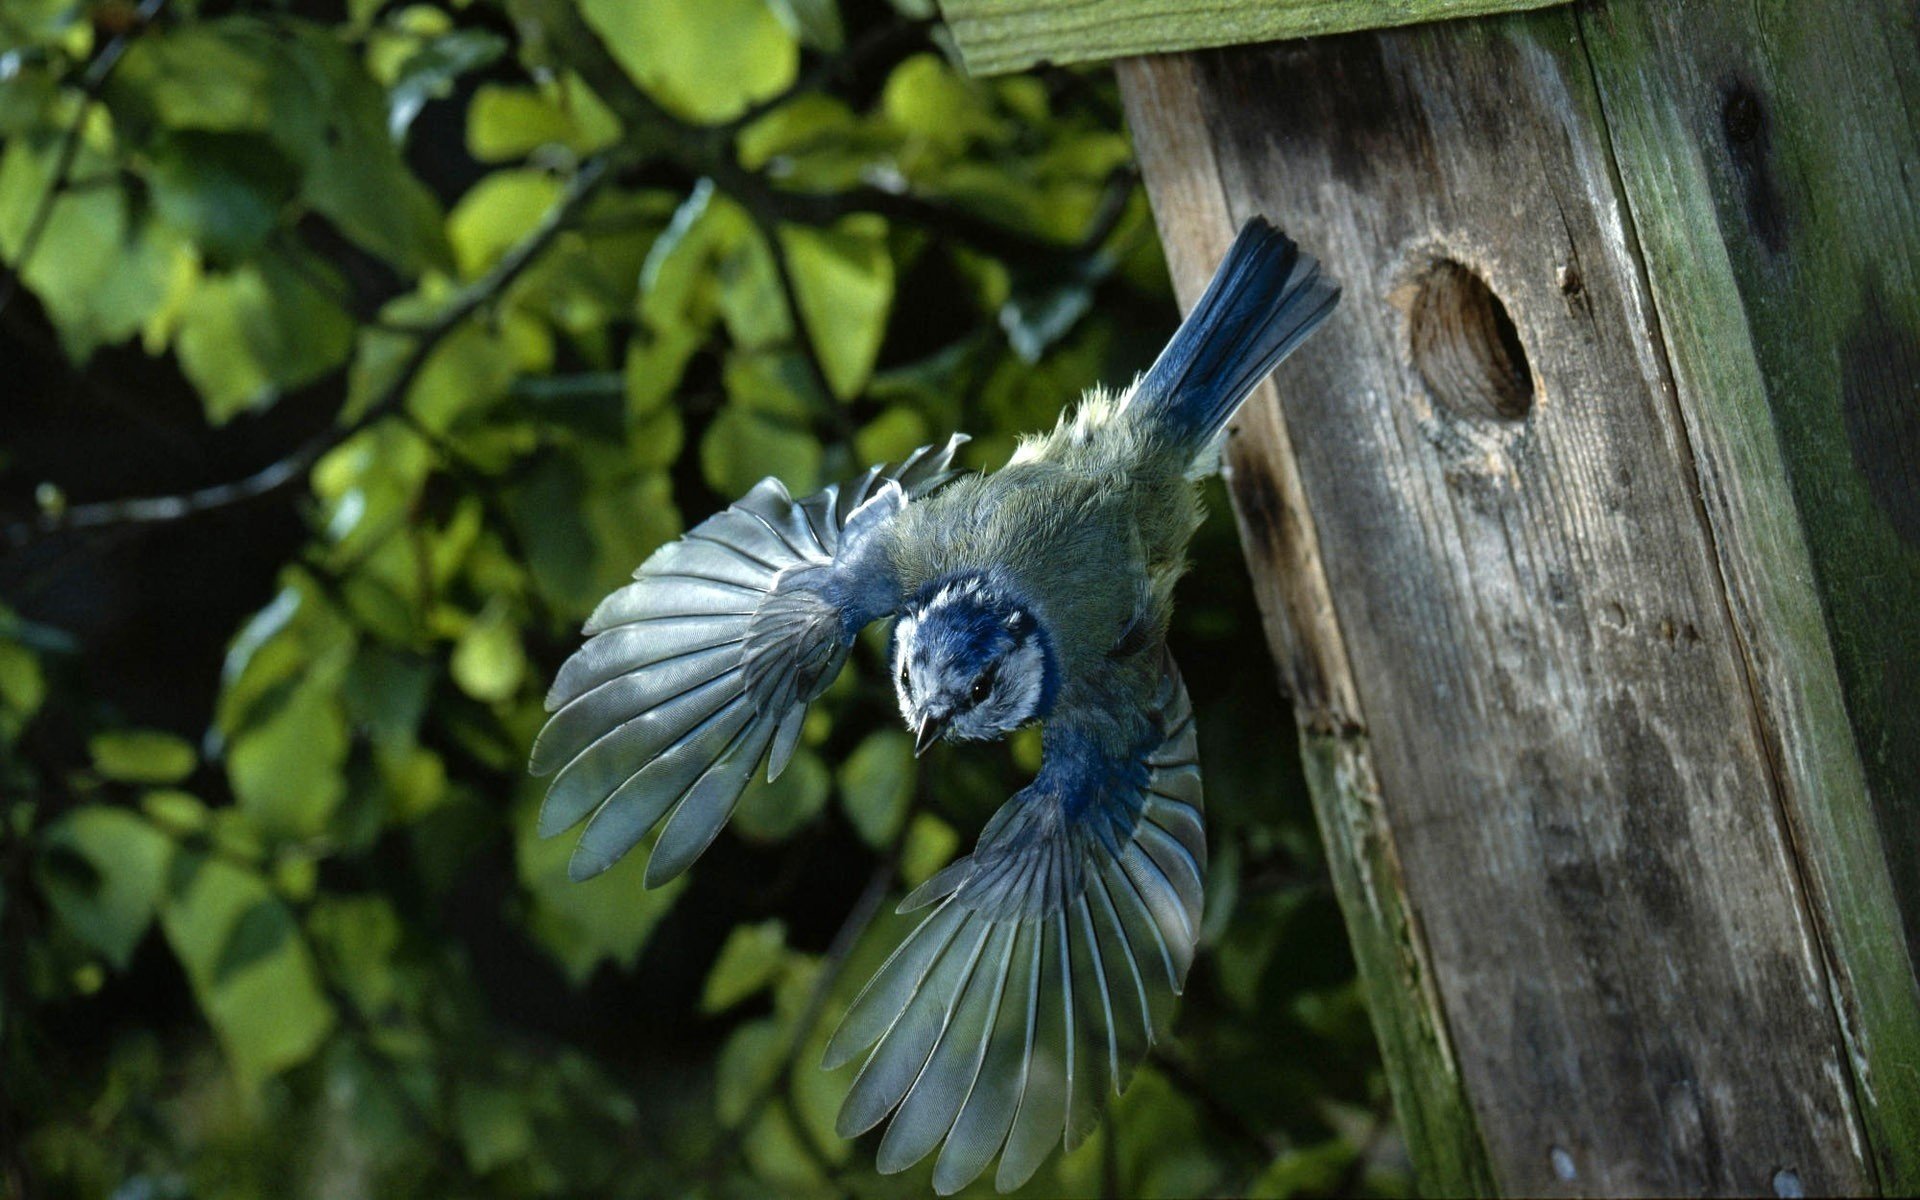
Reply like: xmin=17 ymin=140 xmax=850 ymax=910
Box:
xmin=175 ymin=257 xmax=355 ymax=423
xmin=468 ymin=82 xmax=616 ymax=161
xmin=226 ymin=675 xmax=349 ymax=840
xmin=293 ymin=26 xmax=452 ymax=274
xmin=733 ymin=748 xmax=830 ymax=841
xmin=447 ymin=168 xmax=562 ymax=280
xmin=386 ymin=28 xmax=507 ymax=141
xmin=37 ymin=807 xmax=172 ymax=970
xmin=702 ymin=919 xmax=788 ymax=1013
xmin=899 ymin=813 xmax=960 ymax=888
xmin=881 ymin=53 xmax=1000 ymax=155
xmin=89 ymin=730 xmax=198 ymax=785
xmin=211 ymin=898 xmax=295 ymax=984
xmin=469 ymin=85 xmax=573 ymax=161
xmin=159 ymin=855 xmax=334 ymax=1082
xmin=0 ymin=639 xmax=43 ymax=741
xmin=1246 ymin=1138 xmax=1357 ymax=1199
xmin=306 ymin=894 xmax=402 ymax=1014
xmin=778 ymin=216 xmax=893 ymax=399
xmin=454 ymin=1083 xmax=536 ymax=1174
xmin=853 ymin=406 xmax=929 ymax=467
xmin=579 ymin=0 xmax=799 ymax=124
xmin=765 ymin=0 xmax=844 ymax=51
xmin=715 ymin=1018 xmax=786 ymax=1126
xmin=743 ymin=1104 xmax=829 ymax=1189
xmin=700 ymin=401 xmax=822 ymax=500
xmin=0 ymin=136 xmax=131 ymax=359
xmin=837 ymin=730 xmax=915 ymax=849
xmin=514 ymin=790 xmax=685 ymax=985
xmin=143 ymin=131 xmax=297 ymax=262
xmin=451 ymin=601 xmax=526 ymax=703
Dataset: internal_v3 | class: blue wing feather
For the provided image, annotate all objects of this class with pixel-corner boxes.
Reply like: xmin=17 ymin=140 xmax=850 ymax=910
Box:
xmin=829 ymin=657 xmax=1205 ymax=1194
xmin=530 ymin=435 xmax=969 ymax=883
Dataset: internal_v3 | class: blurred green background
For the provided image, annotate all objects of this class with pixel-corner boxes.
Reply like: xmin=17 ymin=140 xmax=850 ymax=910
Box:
xmin=0 ymin=1 xmax=1404 ymax=1196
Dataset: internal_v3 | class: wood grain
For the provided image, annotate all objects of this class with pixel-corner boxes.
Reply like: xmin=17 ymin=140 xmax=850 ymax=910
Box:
xmin=1120 ymin=51 xmax=1497 ymax=1196
xmin=1121 ymin=12 xmax=1878 ymax=1194
xmin=1575 ymin=4 xmax=1920 ymax=1186
xmin=939 ymin=0 xmax=1567 ymax=75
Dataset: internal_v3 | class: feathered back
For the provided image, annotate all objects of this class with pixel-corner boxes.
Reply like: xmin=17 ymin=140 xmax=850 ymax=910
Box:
xmin=1125 ymin=217 xmax=1339 ymax=461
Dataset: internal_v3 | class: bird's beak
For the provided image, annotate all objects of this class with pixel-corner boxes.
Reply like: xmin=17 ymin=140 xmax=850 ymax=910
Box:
xmin=913 ymin=713 xmax=948 ymax=757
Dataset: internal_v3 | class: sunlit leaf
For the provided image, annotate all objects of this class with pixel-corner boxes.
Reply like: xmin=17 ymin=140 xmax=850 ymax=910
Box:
xmin=226 ymin=676 xmax=349 ymax=841
xmin=160 ymin=855 xmax=334 ymax=1083
xmin=700 ymin=400 xmax=821 ymax=499
xmin=386 ymin=28 xmax=507 ymax=140
xmin=779 ymin=216 xmax=892 ymax=399
xmin=448 ymin=168 xmax=562 ymax=279
xmin=89 ymin=730 xmax=197 ymax=785
xmin=175 ymin=256 xmax=355 ymax=423
xmin=837 ymin=729 xmax=914 ymax=849
xmin=579 ymin=0 xmax=798 ymax=124
xmin=451 ymin=600 xmax=526 ymax=703
xmin=898 ymin=812 xmax=959 ymax=888
xmin=702 ymin=919 xmax=788 ymax=1013
xmin=765 ymin=0 xmax=843 ymax=50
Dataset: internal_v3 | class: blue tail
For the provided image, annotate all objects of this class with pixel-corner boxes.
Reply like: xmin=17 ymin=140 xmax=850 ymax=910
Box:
xmin=1128 ymin=217 xmax=1339 ymax=457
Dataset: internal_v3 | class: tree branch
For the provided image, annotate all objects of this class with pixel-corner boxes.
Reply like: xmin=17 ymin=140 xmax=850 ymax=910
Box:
xmin=0 ymin=0 xmax=169 ymax=320
xmin=3 ymin=157 xmax=609 ymax=553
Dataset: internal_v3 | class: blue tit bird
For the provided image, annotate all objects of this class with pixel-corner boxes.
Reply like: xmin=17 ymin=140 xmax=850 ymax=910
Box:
xmin=531 ymin=216 xmax=1338 ymax=1191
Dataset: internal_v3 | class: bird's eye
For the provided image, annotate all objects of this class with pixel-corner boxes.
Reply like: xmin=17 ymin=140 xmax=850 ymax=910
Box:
xmin=969 ymin=673 xmax=994 ymax=705
xmin=898 ymin=664 xmax=910 ymax=689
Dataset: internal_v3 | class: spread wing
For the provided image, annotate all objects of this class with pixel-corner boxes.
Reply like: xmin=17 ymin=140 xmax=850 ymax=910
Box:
xmin=824 ymin=658 xmax=1205 ymax=1194
xmin=530 ymin=436 xmax=968 ymax=885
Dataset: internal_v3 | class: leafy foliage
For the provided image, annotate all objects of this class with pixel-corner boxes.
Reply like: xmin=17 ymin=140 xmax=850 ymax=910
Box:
xmin=0 ymin=1 xmax=1404 ymax=1197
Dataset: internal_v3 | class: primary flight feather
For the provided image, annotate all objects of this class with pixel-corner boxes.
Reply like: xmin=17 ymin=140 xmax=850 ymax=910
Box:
xmin=531 ymin=216 xmax=1339 ymax=1191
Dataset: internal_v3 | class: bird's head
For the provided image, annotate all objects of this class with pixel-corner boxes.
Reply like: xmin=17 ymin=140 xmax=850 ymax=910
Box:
xmin=891 ymin=575 xmax=1057 ymax=754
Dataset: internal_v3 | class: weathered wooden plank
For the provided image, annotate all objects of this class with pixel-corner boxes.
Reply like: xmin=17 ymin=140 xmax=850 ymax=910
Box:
xmin=939 ymin=0 xmax=1567 ymax=76
xmin=1575 ymin=5 xmax=1920 ymax=1188
xmin=1121 ymin=11 xmax=1873 ymax=1193
xmin=1119 ymin=52 xmax=1497 ymax=1196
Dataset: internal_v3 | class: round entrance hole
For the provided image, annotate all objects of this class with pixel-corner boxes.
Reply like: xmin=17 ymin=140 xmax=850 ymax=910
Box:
xmin=1407 ymin=259 xmax=1534 ymax=421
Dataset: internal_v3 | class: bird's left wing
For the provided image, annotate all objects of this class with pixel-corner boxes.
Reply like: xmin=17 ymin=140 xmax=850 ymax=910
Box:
xmin=825 ymin=658 xmax=1205 ymax=1194
xmin=531 ymin=436 xmax=967 ymax=885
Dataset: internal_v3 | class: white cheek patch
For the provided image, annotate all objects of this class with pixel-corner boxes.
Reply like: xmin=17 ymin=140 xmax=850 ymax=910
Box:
xmin=996 ymin=638 xmax=1047 ymax=727
xmin=891 ymin=614 xmax=920 ymax=726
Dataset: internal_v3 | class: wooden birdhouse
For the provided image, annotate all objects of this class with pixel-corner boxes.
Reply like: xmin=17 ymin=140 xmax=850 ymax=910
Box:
xmin=940 ymin=0 xmax=1920 ymax=1194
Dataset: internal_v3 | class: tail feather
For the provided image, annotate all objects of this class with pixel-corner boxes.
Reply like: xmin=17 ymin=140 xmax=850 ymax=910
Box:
xmin=1128 ymin=217 xmax=1339 ymax=456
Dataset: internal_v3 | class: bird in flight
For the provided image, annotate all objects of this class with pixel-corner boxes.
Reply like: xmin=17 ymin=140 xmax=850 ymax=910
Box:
xmin=530 ymin=217 xmax=1338 ymax=1192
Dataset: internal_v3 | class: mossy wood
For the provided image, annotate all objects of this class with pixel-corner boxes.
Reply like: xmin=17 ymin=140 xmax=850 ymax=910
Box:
xmin=946 ymin=0 xmax=1920 ymax=1194
xmin=939 ymin=0 xmax=1568 ymax=75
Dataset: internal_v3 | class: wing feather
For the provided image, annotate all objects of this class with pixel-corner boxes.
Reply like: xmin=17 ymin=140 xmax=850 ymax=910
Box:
xmin=531 ymin=437 xmax=967 ymax=883
xmin=832 ymin=656 xmax=1206 ymax=1193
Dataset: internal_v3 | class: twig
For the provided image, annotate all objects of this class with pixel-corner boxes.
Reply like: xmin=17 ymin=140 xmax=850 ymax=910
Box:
xmin=0 ymin=0 xmax=168 ymax=319
xmin=3 ymin=158 xmax=609 ymax=553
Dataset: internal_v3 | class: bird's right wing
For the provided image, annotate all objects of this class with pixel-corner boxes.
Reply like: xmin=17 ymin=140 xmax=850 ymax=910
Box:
xmin=530 ymin=436 xmax=967 ymax=885
xmin=824 ymin=658 xmax=1206 ymax=1194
